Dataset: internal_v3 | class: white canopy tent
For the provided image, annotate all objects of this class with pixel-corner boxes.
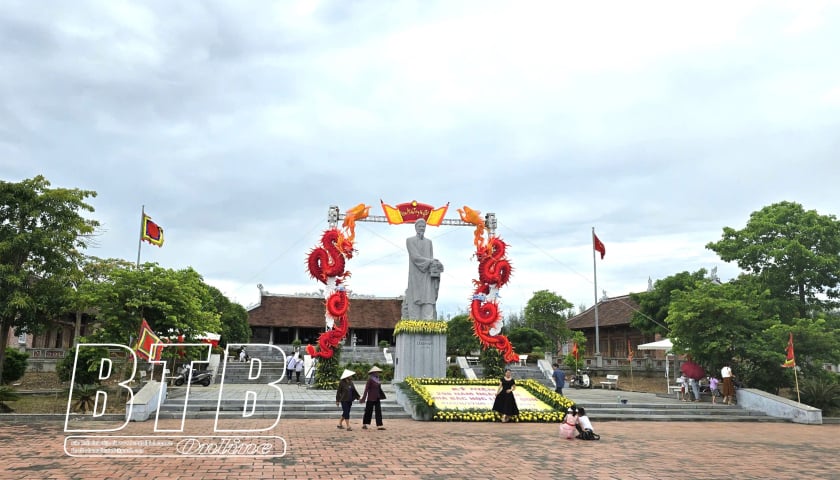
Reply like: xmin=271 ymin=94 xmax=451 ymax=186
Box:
xmin=637 ymin=339 xmax=677 ymax=388
xmin=637 ymin=339 xmax=673 ymax=351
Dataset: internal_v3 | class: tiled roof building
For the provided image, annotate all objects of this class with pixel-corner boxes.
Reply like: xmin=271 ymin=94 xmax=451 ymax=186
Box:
xmin=566 ymin=294 xmax=656 ymax=360
xmin=248 ymin=292 xmax=403 ymax=347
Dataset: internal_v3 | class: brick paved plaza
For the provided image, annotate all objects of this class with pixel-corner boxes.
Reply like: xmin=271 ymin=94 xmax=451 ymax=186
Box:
xmin=1 ymin=418 xmax=838 ymax=479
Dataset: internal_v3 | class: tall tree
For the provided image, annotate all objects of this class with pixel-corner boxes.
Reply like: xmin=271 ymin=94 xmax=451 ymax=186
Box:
xmin=207 ymin=285 xmax=250 ymax=346
xmin=446 ymin=314 xmax=479 ymax=356
xmin=63 ymin=256 xmax=134 ymax=346
xmin=0 ymin=176 xmax=98 ymax=382
xmin=523 ymin=290 xmax=573 ymax=353
xmin=666 ymin=279 xmax=775 ymax=379
xmin=706 ymin=201 xmax=840 ymax=317
xmin=88 ymin=263 xmax=221 ymax=344
xmin=630 ymin=269 xmax=709 ymax=335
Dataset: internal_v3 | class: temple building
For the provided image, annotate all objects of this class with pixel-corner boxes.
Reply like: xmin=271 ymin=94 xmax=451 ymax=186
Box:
xmin=247 ymin=288 xmax=403 ymax=347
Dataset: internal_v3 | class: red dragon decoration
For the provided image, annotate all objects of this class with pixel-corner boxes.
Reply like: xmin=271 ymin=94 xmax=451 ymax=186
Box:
xmin=305 ymin=205 xmax=369 ymax=359
xmin=461 ymin=206 xmax=519 ymax=364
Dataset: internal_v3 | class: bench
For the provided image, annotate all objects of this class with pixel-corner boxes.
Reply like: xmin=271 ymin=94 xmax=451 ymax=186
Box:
xmin=600 ymin=374 xmax=619 ymax=390
xmin=668 ymin=384 xmax=683 ymax=398
xmin=466 ymin=356 xmax=480 ymax=365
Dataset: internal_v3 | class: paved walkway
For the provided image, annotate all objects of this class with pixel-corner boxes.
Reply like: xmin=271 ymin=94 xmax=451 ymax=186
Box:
xmin=1 ymin=417 xmax=838 ymax=479
xmin=3 ymin=383 xmax=839 ymax=479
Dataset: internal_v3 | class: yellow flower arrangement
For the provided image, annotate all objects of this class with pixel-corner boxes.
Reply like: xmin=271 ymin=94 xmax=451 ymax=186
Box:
xmin=402 ymin=377 xmax=574 ymax=423
xmin=394 ymin=320 xmax=448 ymax=336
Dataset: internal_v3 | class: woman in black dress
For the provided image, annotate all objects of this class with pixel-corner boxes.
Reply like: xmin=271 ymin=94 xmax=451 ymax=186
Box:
xmin=492 ymin=369 xmax=519 ymax=422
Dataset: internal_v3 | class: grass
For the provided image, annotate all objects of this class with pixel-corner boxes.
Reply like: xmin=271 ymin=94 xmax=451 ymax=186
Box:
xmin=3 ymin=389 xmax=128 ymax=414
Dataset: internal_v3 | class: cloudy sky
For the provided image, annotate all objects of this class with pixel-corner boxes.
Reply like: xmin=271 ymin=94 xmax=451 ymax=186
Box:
xmin=4 ymin=1 xmax=840 ymax=320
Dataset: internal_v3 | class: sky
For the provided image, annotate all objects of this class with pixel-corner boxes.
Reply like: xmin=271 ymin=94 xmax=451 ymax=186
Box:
xmin=3 ymin=1 xmax=840 ymax=321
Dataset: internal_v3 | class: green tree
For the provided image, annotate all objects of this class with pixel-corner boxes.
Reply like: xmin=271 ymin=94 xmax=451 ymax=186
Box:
xmin=666 ymin=280 xmax=776 ymax=384
xmin=523 ymin=290 xmax=573 ymax=353
xmin=706 ymin=201 xmax=840 ymax=317
xmin=506 ymin=327 xmax=549 ymax=354
xmin=88 ymin=263 xmax=221 ymax=344
xmin=57 ymin=345 xmax=110 ymax=385
xmin=446 ymin=314 xmax=479 ymax=356
xmin=630 ymin=269 xmax=709 ymax=336
xmin=563 ymin=331 xmax=587 ymax=371
xmin=1 ymin=349 xmax=28 ymax=384
xmin=504 ymin=309 xmax=525 ymax=329
xmin=0 ymin=176 xmax=98 ymax=382
xmin=479 ymin=347 xmax=505 ymax=379
xmin=63 ymin=256 xmax=134 ymax=346
xmin=208 ymin=286 xmax=250 ymax=346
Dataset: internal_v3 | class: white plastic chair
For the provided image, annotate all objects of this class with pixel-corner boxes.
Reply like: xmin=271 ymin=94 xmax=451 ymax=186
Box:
xmin=519 ymin=355 xmax=528 ymax=366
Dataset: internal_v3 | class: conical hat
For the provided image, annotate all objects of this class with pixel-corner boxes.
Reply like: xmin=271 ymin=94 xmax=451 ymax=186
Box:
xmin=368 ymin=366 xmax=383 ymax=374
xmin=340 ymin=369 xmax=355 ymax=380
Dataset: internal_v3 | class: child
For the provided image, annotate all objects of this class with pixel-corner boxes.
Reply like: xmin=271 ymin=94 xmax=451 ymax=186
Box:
xmin=708 ymin=375 xmax=721 ymax=405
xmin=559 ymin=407 xmax=578 ymax=440
xmin=576 ymin=407 xmax=599 ymax=440
xmin=677 ymin=373 xmax=689 ymax=401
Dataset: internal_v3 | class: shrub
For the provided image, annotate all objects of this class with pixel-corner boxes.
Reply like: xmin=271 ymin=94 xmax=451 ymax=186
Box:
xmin=0 ymin=386 xmax=20 ymax=412
xmin=56 ymin=345 xmax=109 ymax=385
xmin=480 ymin=348 xmax=505 ymax=380
xmin=798 ymin=377 xmax=840 ymax=414
xmin=1 ymin=348 xmax=28 ymax=384
xmin=379 ymin=340 xmax=390 ymax=349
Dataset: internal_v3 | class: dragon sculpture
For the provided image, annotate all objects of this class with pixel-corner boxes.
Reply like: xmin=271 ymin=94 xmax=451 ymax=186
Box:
xmin=458 ymin=205 xmax=485 ymax=251
xmin=462 ymin=206 xmax=519 ymax=363
xmin=305 ymin=204 xmax=369 ymax=359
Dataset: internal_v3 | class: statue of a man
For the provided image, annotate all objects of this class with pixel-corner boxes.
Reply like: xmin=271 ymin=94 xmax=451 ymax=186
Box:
xmin=404 ymin=219 xmax=444 ymax=320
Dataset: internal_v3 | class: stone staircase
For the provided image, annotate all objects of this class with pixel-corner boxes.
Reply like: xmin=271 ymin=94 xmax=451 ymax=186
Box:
xmin=158 ymin=384 xmax=410 ymax=420
xmin=575 ymin=401 xmax=781 ymax=422
xmin=158 ymin=359 xmax=782 ymax=422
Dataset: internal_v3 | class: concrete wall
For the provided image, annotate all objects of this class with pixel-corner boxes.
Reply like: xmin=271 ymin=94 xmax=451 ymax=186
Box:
xmin=394 ymin=333 xmax=446 ymax=381
xmin=737 ymin=388 xmax=822 ymax=424
xmin=126 ymin=380 xmax=166 ymax=422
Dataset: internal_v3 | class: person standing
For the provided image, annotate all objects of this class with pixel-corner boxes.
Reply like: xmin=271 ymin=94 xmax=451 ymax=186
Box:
xmin=492 ymin=369 xmax=519 ymax=423
xmin=336 ymin=369 xmax=360 ymax=431
xmin=677 ymin=372 xmax=689 ymax=401
xmin=360 ymin=366 xmax=386 ymax=430
xmin=721 ymin=363 xmax=736 ymax=405
xmin=552 ymin=364 xmax=566 ymax=395
xmin=294 ymin=355 xmax=304 ymax=383
xmin=286 ymin=353 xmax=297 ymax=383
xmin=404 ymin=219 xmax=444 ymax=320
xmin=708 ymin=375 xmax=721 ymax=405
xmin=689 ymin=376 xmax=701 ymax=402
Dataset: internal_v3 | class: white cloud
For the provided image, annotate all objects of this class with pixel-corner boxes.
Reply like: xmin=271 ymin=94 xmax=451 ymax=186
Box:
xmin=4 ymin=0 xmax=840 ymax=315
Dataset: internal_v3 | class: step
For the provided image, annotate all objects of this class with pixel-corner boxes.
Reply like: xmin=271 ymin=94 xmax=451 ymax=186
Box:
xmin=157 ymin=400 xmax=410 ymax=420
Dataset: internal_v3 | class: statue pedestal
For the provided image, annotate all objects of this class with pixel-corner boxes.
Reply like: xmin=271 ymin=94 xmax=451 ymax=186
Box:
xmin=394 ymin=333 xmax=447 ymax=381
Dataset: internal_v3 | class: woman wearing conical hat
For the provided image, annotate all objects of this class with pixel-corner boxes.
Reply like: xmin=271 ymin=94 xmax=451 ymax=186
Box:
xmin=336 ymin=369 xmax=361 ymax=430
xmin=359 ymin=366 xmax=386 ymax=430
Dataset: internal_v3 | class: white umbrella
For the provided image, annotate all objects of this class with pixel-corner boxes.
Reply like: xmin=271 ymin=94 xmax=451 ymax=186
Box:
xmin=637 ymin=339 xmax=675 ymax=388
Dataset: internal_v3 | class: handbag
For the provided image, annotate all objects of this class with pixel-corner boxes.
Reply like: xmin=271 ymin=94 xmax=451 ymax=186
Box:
xmin=379 ymin=385 xmax=386 ymax=400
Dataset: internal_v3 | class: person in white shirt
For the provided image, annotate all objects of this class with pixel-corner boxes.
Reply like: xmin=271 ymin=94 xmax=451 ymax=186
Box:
xmin=576 ymin=407 xmax=598 ymax=440
xmin=720 ymin=364 xmax=736 ymax=405
xmin=286 ymin=353 xmax=297 ymax=382
xmin=677 ymin=373 xmax=689 ymax=401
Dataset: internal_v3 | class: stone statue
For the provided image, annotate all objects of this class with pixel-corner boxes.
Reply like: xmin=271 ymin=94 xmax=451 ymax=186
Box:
xmin=404 ymin=219 xmax=444 ymax=320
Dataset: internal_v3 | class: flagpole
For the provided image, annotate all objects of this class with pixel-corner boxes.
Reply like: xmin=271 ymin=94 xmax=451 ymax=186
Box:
xmin=136 ymin=205 xmax=145 ymax=268
xmin=794 ymin=367 xmax=801 ymax=403
xmin=592 ymin=227 xmax=600 ymax=355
